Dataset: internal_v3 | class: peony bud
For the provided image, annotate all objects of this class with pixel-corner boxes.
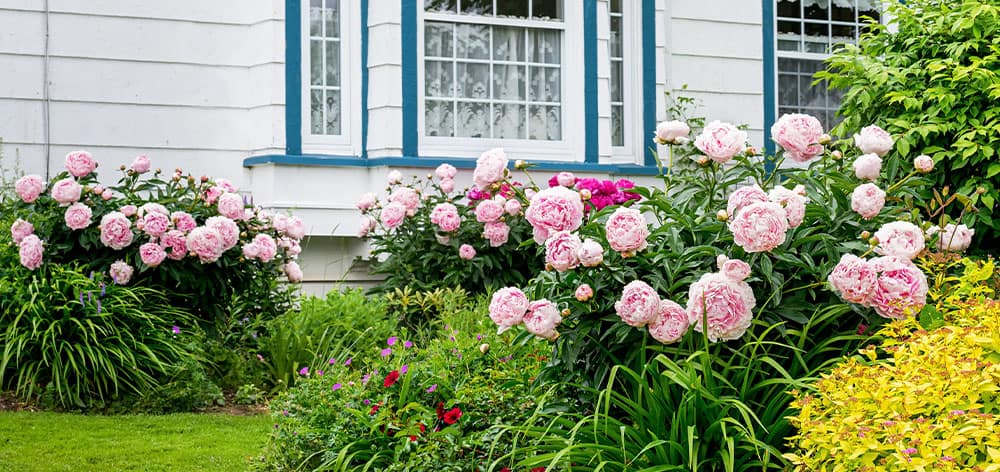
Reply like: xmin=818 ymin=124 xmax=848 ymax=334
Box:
xmin=913 ymin=154 xmax=934 ymax=173
xmin=869 ymin=237 xmax=879 ymax=246
xmin=579 ymin=189 xmax=592 ymax=200
xmin=561 ymin=308 xmax=571 ymax=316
xmin=119 ymin=164 xmax=127 ymax=171
xmin=697 ymin=156 xmax=711 ymax=166
xmin=860 ymin=230 xmax=870 ymax=240
xmin=200 ymin=175 xmax=209 ymax=183
xmin=745 ymin=146 xmax=759 ymax=156
xmin=514 ymin=159 xmax=527 ymax=170
xmin=831 ymin=150 xmax=843 ymax=160
xmin=818 ymin=134 xmax=832 ymax=145
xmin=716 ymin=210 xmax=729 ymax=222
xmin=479 ymin=343 xmax=490 ymax=354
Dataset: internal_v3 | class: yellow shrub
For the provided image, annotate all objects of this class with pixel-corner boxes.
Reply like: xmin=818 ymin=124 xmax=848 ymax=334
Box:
xmin=784 ymin=298 xmax=1000 ymax=471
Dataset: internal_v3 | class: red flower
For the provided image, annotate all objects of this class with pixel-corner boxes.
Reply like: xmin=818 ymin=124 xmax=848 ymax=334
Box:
xmin=442 ymin=407 xmax=463 ymax=425
xmin=383 ymin=370 xmax=400 ymax=387
xmin=369 ymin=402 xmax=381 ymax=415
xmin=500 ymin=468 xmax=512 ymax=472
xmin=531 ymin=468 xmax=547 ymax=472
xmin=435 ymin=401 xmax=445 ymax=419
xmin=409 ymin=423 xmax=427 ymax=442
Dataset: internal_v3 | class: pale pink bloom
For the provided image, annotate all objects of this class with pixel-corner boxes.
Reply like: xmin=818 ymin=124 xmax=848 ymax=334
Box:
xmin=483 ymin=221 xmax=510 ymax=247
xmin=64 ymin=203 xmax=93 ymax=230
xmin=217 ymin=192 xmax=245 ymax=219
xmin=50 ymin=178 xmax=82 ymax=205
xmin=828 ymin=254 xmax=877 ymax=305
xmin=109 ymin=260 xmax=134 ymax=285
xmin=524 ymin=188 xmax=536 ymax=200
xmin=726 ymin=185 xmax=769 ymax=218
xmin=694 ymin=120 xmax=748 ymax=164
xmin=436 ymin=234 xmax=450 ymax=245
xmin=389 ymin=187 xmax=420 ymax=216
xmin=272 ymin=214 xmax=290 ymax=233
xmin=852 ymin=153 xmax=882 ymax=181
xmin=577 ymin=239 xmax=604 ymax=267
xmin=120 ymin=205 xmax=138 ymax=217
xmin=649 ymin=299 xmax=689 ymax=344
xmin=687 ymin=272 xmax=756 ymax=342
xmin=615 ymin=280 xmax=661 ymax=328
xmin=99 ymin=212 xmax=134 ymax=250
xmin=160 ymin=230 xmax=187 ymax=260
xmin=475 ymin=198 xmax=505 ymax=223
xmin=874 ymin=221 xmax=925 ymax=260
xmin=284 ymin=238 xmax=302 ymax=256
xmin=186 ymin=226 xmax=225 ymax=263
xmin=459 ymin=244 xmax=476 ymax=260
xmin=242 ymin=241 xmax=260 ymax=259
xmin=140 ymin=242 xmax=167 ymax=267
xmin=854 ymin=125 xmax=894 ymax=157
xmin=140 ymin=203 xmax=169 ymax=216
xmin=544 ymin=231 xmax=582 ymax=272
xmin=473 ymin=148 xmax=508 ymax=190
xmin=504 ymin=199 xmax=522 ymax=216
xmin=15 ymin=175 xmax=45 ymax=203
xmin=357 ymin=215 xmax=376 ymax=238
xmin=928 ymin=223 xmax=974 ymax=253
xmin=10 ymin=219 xmax=34 ymax=244
xmin=65 ymin=150 xmax=97 ymax=178
xmin=130 ymin=154 xmax=151 ymax=174
xmin=141 ymin=211 xmax=170 ymax=237
xmin=101 ymin=189 xmax=113 ymax=200
xmin=206 ymin=216 xmax=239 ymax=250
xmin=430 ymin=203 xmax=461 ymax=232
xmin=242 ymin=208 xmax=254 ymax=221
xmin=284 ymin=261 xmax=304 ymax=282
xmin=914 ymin=154 xmax=934 ymax=173
xmin=771 ymin=113 xmax=824 ymax=163
xmin=18 ymin=234 xmax=43 ymax=270
xmin=204 ymin=186 xmax=224 ymax=204
xmin=170 ymin=211 xmax=197 ymax=232
xmin=716 ymin=255 xmax=751 ymax=281
xmin=728 ymin=202 xmax=789 ymax=253
xmin=868 ymin=256 xmax=928 ymax=319
xmin=213 ymin=178 xmax=237 ymax=193
xmin=523 ymin=299 xmax=562 ymax=340
xmin=253 ymin=233 xmax=278 ymax=262
xmin=285 ymin=216 xmax=306 ymax=239
xmin=380 ymin=202 xmax=407 ymax=229
xmin=850 ymin=183 xmax=886 ymax=220
xmin=605 ymin=207 xmax=649 ymax=253
xmin=387 ymin=170 xmax=403 ymax=185
xmin=357 ymin=192 xmax=377 ymax=211
xmin=489 ymin=287 xmax=530 ymax=330
xmin=555 ymin=172 xmax=576 ymax=187
xmin=575 ymin=284 xmax=593 ymax=302
xmin=440 ymin=178 xmax=455 ymax=193
xmin=525 ymin=186 xmax=584 ymax=243
xmin=654 ymin=120 xmax=691 ymax=145
xmin=768 ymin=185 xmax=807 ymax=228
xmin=435 ymin=163 xmax=458 ymax=180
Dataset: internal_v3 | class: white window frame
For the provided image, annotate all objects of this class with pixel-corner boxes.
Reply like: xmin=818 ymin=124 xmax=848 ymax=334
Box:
xmin=607 ymin=0 xmax=643 ymax=165
xmin=417 ymin=4 xmax=585 ymax=162
xmin=301 ymin=0 xmax=363 ymax=156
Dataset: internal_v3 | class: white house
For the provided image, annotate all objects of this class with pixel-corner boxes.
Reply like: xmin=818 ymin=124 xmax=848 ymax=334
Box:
xmin=0 ymin=0 xmax=878 ymax=293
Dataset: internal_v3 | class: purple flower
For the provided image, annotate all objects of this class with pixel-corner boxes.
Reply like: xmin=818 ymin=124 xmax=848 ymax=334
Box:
xmin=171 ymin=326 xmax=181 ymax=334
xmin=87 ymin=292 xmax=92 ymax=303
xmin=100 ymin=283 xmax=106 ymax=297
xmin=299 ymin=367 xmax=309 ymax=376
xmin=381 ymin=348 xmax=392 ymax=357
xmin=362 ymin=373 xmax=371 ymax=385
xmin=403 ymin=340 xmax=413 ymax=349
xmin=426 ymin=384 xmax=437 ymax=393
xmin=363 ymin=399 xmax=371 ymax=405
xmin=329 ymin=358 xmax=337 ymax=365
xmin=476 ymin=334 xmax=483 ymax=341
xmin=282 ymin=410 xmax=289 ymax=416
xmin=316 ymin=370 xmax=324 ymax=376
xmin=79 ymin=292 xmax=84 ymax=304
xmin=344 ymin=358 xmax=352 ymax=366
xmin=400 ymin=364 xmax=409 ymax=375
xmin=387 ymin=336 xmax=398 ymax=346
xmin=331 ymin=383 xmax=342 ymax=391
xmin=96 ymin=300 xmax=102 ymax=315
xmin=902 ymin=448 xmax=917 ymax=455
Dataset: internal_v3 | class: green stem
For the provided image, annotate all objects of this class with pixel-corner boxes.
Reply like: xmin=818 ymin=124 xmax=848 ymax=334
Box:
xmin=886 ymin=170 xmax=918 ymax=194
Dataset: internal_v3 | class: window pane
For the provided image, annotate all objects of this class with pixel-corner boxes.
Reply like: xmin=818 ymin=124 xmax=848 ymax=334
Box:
xmin=778 ymin=73 xmax=798 ymax=108
xmin=527 ymin=29 xmax=560 ymax=64
xmin=425 ymin=0 xmax=457 ymax=13
xmin=461 ymin=0 xmax=492 ymax=16
xmin=533 ymin=0 xmax=563 ymax=20
xmin=456 ymin=24 xmax=490 ymax=59
xmin=610 ymin=61 xmax=623 ymax=102
xmin=425 ymin=22 xmax=454 ymax=57
xmin=426 ymin=100 xmax=455 ymax=137
xmin=611 ymin=105 xmax=624 ymax=146
xmin=493 ymin=27 xmax=525 ymax=61
xmin=325 ymin=90 xmax=341 ymax=134
xmin=609 ymin=0 xmax=621 ymax=14
xmin=325 ymin=40 xmax=340 ymax=86
xmin=529 ymin=66 xmax=560 ymax=102
xmin=425 ymin=60 xmax=454 ymax=97
xmin=493 ymin=64 xmax=525 ymax=100
xmin=457 ymin=62 xmax=490 ymax=98
xmin=310 ymin=89 xmax=323 ymax=134
xmin=609 ymin=17 xmax=622 ymax=57
xmin=310 ymin=40 xmax=323 ymax=85
xmin=324 ymin=0 xmax=339 ymax=38
xmin=831 ymin=2 xmax=855 ymax=22
xmin=831 ymin=23 xmax=855 ymax=46
xmin=497 ymin=0 xmax=529 ymax=19
xmin=804 ymin=22 xmax=829 ymax=53
xmin=777 ymin=20 xmax=801 ymax=51
xmin=804 ymin=0 xmax=828 ymax=20
xmin=529 ymin=105 xmax=561 ymax=140
xmin=309 ymin=0 xmax=322 ymax=37
xmin=494 ymin=104 xmax=526 ymax=138
xmin=457 ymin=102 xmax=490 ymax=137
xmin=776 ymin=0 xmax=800 ymax=19
xmin=307 ymin=0 xmax=342 ymax=136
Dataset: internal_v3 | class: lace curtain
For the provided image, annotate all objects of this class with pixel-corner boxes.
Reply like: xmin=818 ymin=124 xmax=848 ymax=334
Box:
xmin=308 ymin=0 xmax=341 ymax=135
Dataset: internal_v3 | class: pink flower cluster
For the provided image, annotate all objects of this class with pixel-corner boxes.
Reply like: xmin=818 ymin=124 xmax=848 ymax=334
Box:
xmin=927 ymin=223 xmax=974 ymax=253
xmin=65 ymin=151 xmax=97 ymax=178
xmin=694 ymin=121 xmax=748 ymax=164
xmin=829 ymin=253 xmax=928 ymax=319
xmin=604 ymin=207 xmax=649 ymax=255
xmin=687 ymin=256 xmax=756 ymax=342
xmin=653 ymin=120 xmax=690 ymax=145
xmin=726 ymin=184 xmax=807 ymax=253
xmin=430 ymin=203 xmax=461 ymax=232
xmin=854 ymin=125 xmax=894 ymax=157
xmin=771 ymin=113 xmax=825 ymax=163
xmin=525 ymin=186 xmax=584 ymax=244
xmin=473 ymin=148 xmax=508 ymax=190
xmin=570 ymin=178 xmax=641 ymax=212
xmin=613 ymin=280 xmax=691 ymax=344
xmin=488 ymin=287 xmax=562 ymax=340
xmin=15 ymin=175 xmax=45 ymax=203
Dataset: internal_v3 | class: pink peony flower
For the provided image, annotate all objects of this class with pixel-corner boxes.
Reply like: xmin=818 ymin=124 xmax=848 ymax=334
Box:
xmin=50 ymin=178 xmax=82 ymax=205
xmin=853 ymin=125 xmax=894 ymax=157
xmin=605 ymin=207 xmax=649 ymax=254
xmin=648 ymin=299 xmax=689 ymax=344
xmin=729 ymin=202 xmax=789 ymax=253
xmin=523 ymin=299 xmax=562 ymax=340
xmin=914 ymin=154 xmax=934 ymax=173
xmin=874 ymin=221 xmax=925 ymax=260
xmin=868 ymin=256 xmax=928 ymax=319
xmin=716 ymin=255 xmax=751 ymax=281
xmin=130 ymin=154 xmax=151 ymax=174
xmin=141 ymin=211 xmax=170 ymax=237
xmin=18 ymin=234 xmax=44 ymax=270
xmin=726 ymin=185 xmax=769 ymax=218
xmin=101 ymin=189 xmax=113 ymax=200
xmin=140 ymin=203 xmax=169 ymax=216
xmin=852 ymin=153 xmax=882 ymax=181
xmin=381 ymin=202 xmax=407 ymax=229
xmin=850 ymin=183 xmax=886 ymax=220
xmin=654 ymin=120 xmax=690 ymax=145
xmin=489 ymin=287 xmax=529 ymax=330
xmin=440 ymin=178 xmax=455 ymax=193
xmin=252 ymin=233 xmax=278 ymax=262
xmin=65 ymin=150 xmax=97 ymax=178
xmin=928 ymin=223 xmax=974 ymax=253
xmin=213 ymin=178 xmax=237 ymax=193
xmin=10 ymin=219 xmax=34 ymax=244
xmin=525 ymin=186 xmax=584 ymax=243
xmin=575 ymin=284 xmax=593 ymax=302
xmin=504 ymin=199 xmax=522 ymax=216
xmin=217 ymin=192 xmax=245 ymax=219
xmin=828 ymin=254 xmax=876 ymax=304
xmin=389 ymin=187 xmax=420 ymax=216
xmin=283 ymin=238 xmax=302 ymax=256
xmin=555 ymin=172 xmax=576 ymax=187
xmin=473 ymin=148 xmax=508 ymax=190
xmin=544 ymin=231 xmax=582 ymax=272
xmin=768 ymin=185 xmax=807 ymax=228
xmin=483 ymin=221 xmax=510 ymax=247
xmin=99 ymin=212 xmax=134 ymax=250
xmin=120 ymin=205 xmax=138 ymax=217
xmin=687 ymin=272 xmax=756 ymax=342
xmin=161 ymin=230 xmax=188 ymax=260
xmin=577 ymin=238 xmax=604 ymax=267
xmin=694 ymin=120 xmax=748 ymax=164
xmin=357 ymin=192 xmax=377 ymax=211
xmin=204 ymin=186 xmax=224 ymax=204
xmin=459 ymin=244 xmax=476 ymax=260
xmin=109 ymin=260 xmax=134 ymax=285
xmin=170 ymin=211 xmax=197 ymax=232
xmin=272 ymin=214 xmax=290 ymax=233
xmin=242 ymin=242 xmax=260 ymax=259
xmin=285 ymin=216 xmax=306 ymax=239
xmin=387 ymin=170 xmax=403 ymax=185
xmin=771 ymin=113 xmax=824 ymax=163
xmin=139 ymin=242 xmax=167 ymax=267
xmin=284 ymin=261 xmax=303 ymax=282
xmin=430 ymin=203 xmax=461 ymax=232
xmin=475 ymin=198 xmax=505 ymax=223
xmin=206 ymin=216 xmax=239 ymax=250
xmin=15 ymin=175 xmax=45 ymax=203
xmin=615 ymin=280 xmax=661 ymax=328
xmin=435 ymin=163 xmax=458 ymax=180
xmin=436 ymin=234 xmax=450 ymax=245
xmin=186 ymin=226 xmax=225 ymax=263
xmin=64 ymin=203 xmax=93 ymax=230
xmin=358 ymin=215 xmax=377 ymax=237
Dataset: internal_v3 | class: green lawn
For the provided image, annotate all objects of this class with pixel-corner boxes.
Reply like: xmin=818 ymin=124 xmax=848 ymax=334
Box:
xmin=0 ymin=412 xmax=271 ymax=471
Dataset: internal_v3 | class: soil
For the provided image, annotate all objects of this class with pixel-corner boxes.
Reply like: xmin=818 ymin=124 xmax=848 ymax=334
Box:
xmin=0 ymin=390 xmax=270 ymax=415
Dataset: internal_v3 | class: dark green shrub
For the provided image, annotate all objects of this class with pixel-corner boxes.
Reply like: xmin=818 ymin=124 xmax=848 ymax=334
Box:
xmin=384 ymin=286 xmax=470 ymax=335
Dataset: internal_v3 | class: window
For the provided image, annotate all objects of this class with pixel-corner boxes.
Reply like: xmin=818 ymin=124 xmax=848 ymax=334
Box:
xmin=302 ymin=0 xmax=360 ymax=153
xmin=308 ymin=0 xmax=343 ymax=135
xmin=775 ymin=0 xmax=879 ymax=129
xmin=609 ymin=0 xmax=624 ymax=147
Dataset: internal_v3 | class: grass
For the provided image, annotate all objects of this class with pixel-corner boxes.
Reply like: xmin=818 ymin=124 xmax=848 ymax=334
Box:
xmin=0 ymin=412 xmax=271 ymax=471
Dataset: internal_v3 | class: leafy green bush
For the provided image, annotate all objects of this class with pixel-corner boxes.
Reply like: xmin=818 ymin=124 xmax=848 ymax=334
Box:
xmin=820 ymin=0 xmax=1000 ymax=245
xmin=384 ymin=286 xmax=471 ymax=336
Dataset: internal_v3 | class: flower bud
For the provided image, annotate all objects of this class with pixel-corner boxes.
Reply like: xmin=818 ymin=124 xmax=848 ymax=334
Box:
xmin=716 ymin=210 xmax=729 ymax=222
xmin=579 ymin=189 xmax=592 ymax=200
xmin=200 ymin=175 xmax=209 ymax=183
xmin=479 ymin=343 xmax=490 ymax=354
xmin=831 ymin=150 xmax=843 ymax=160
xmin=119 ymin=164 xmax=127 ymax=171
xmin=869 ymin=237 xmax=879 ymax=246
xmin=860 ymin=230 xmax=870 ymax=240
xmin=561 ymin=308 xmax=571 ymax=316
xmin=818 ymin=134 xmax=832 ymax=145
xmin=745 ymin=146 xmax=758 ymax=156
xmin=514 ymin=159 xmax=526 ymax=170
xmin=697 ymin=156 xmax=711 ymax=166
xmin=977 ymin=186 xmax=987 ymax=194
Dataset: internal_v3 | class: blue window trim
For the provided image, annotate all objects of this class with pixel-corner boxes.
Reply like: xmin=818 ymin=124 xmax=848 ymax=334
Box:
xmin=761 ymin=0 xmax=777 ymax=174
xmin=244 ymin=154 xmax=662 ymax=175
xmin=641 ymin=0 xmax=656 ymax=166
xmin=285 ymin=0 xmax=302 ymax=156
xmin=360 ymin=0 xmax=369 ymax=159
xmin=401 ymin=0 xmax=418 ymax=157
xmin=583 ymin=0 xmax=598 ymax=163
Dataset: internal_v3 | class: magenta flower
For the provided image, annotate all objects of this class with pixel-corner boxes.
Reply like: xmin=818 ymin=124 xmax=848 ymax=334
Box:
xmin=344 ymin=358 xmax=352 ymax=366
xmin=329 ymin=358 xmax=336 ymax=365
xmin=299 ymin=367 xmax=309 ymax=376
xmin=387 ymin=336 xmax=398 ymax=346
xmin=427 ymin=384 xmax=437 ymax=393
xmin=380 ymin=348 xmax=392 ymax=357
xmin=171 ymin=326 xmax=181 ymax=334
xmin=401 ymin=364 xmax=409 ymax=375
xmin=403 ymin=341 xmax=413 ymax=349
xmin=331 ymin=383 xmax=342 ymax=392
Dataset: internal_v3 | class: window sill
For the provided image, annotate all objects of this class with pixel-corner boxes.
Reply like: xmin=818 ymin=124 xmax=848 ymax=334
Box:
xmin=243 ymin=154 xmax=662 ymax=175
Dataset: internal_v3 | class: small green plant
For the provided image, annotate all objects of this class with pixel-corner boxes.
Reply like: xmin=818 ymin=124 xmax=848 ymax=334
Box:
xmin=234 ymin=383 xmax=266 ymax=406
xmin=384 ymin=286 xmax=470 ymax=335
